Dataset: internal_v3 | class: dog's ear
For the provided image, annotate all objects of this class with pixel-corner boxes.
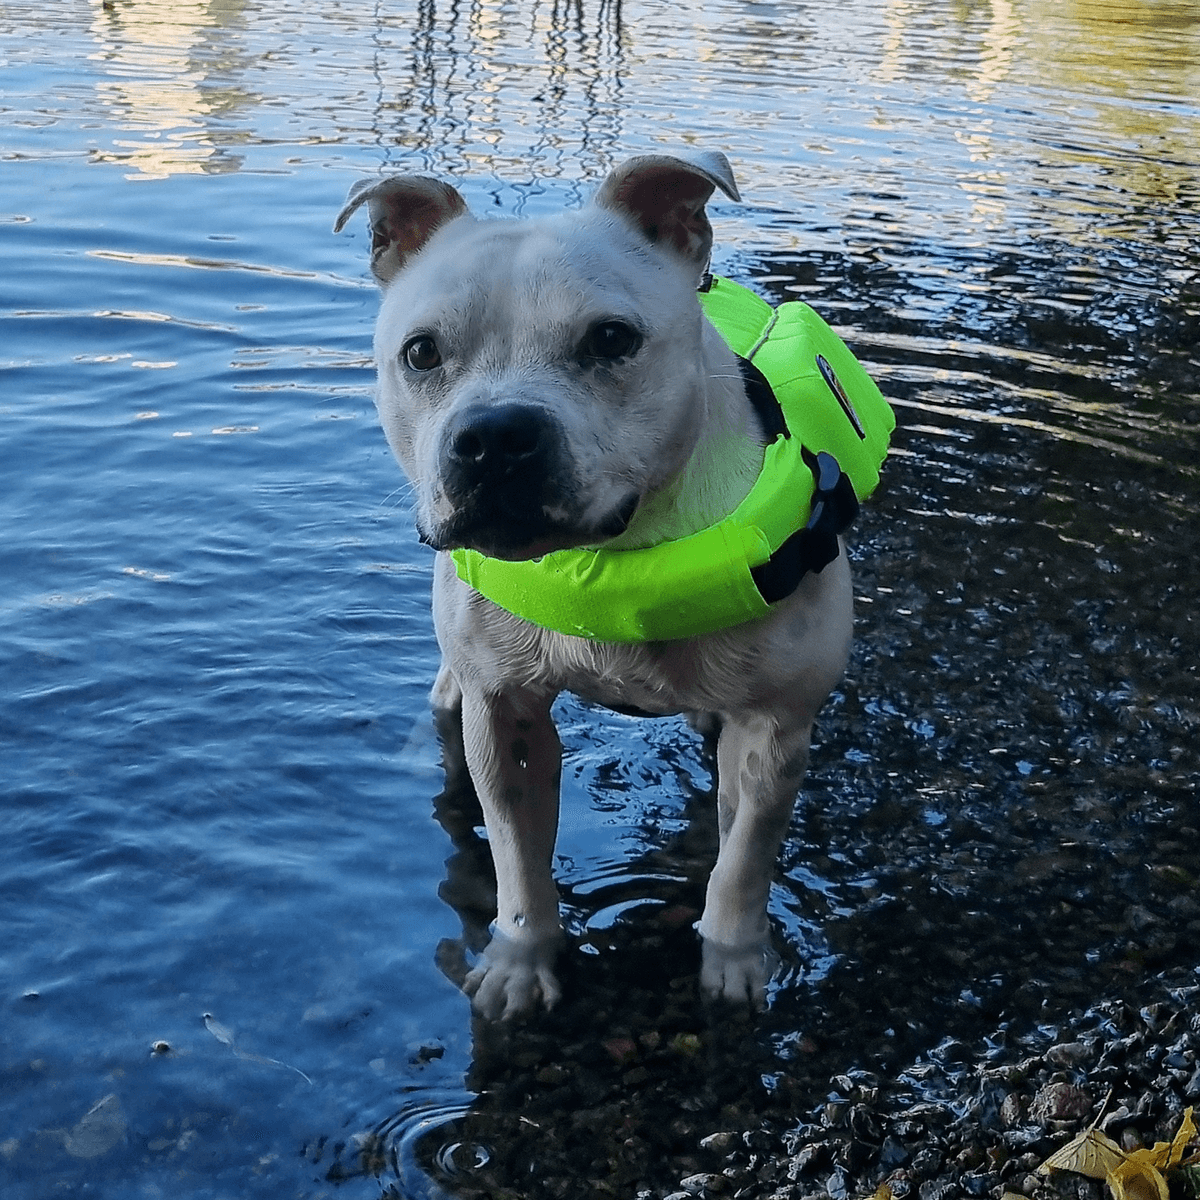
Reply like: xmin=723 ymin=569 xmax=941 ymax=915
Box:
xmin=334 ymin=176 xmax=468 ymax=285
xmin=593 ymin=151 xmax=741 ymax=272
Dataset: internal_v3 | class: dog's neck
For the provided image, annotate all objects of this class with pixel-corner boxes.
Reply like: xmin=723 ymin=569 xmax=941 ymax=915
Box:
xmin=601 ymin=322 xmax=765 ymax=552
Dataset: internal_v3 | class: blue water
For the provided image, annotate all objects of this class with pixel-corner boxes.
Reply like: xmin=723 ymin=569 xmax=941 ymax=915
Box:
xmin=3 ymin=1 xmax=1199 ymax=1197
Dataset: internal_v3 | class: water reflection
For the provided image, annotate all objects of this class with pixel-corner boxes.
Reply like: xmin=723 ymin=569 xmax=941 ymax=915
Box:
xmin=70 ymin=0 xmax=1200 ymax=234
xmin=871 ymin=0 xmax=1200 ymax=239
xmin=360 ymin=0 xmax=630 ymax=191
xmin=87 ymin=0 xmax=258 ymax=177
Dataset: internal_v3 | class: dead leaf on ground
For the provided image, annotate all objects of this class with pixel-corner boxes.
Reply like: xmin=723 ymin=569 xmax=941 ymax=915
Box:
xmin=1038 ymin=1128 xmax=1125 ymax=1180
xmin=1160 ymin=1106 xmax=1197 ymax=1169
xmin=1109 ymin=1150 xmax=1169 ymax=1200
xmin=202 ymin=1011 xmax=312 ymax=1084
xmin=62 ymin=1094 xmax=126 ymax=1159
xmin=202 ymin=1013 xmax=236 ymax=1047
xmin=1039 ymin=1106 xmax=1196 ymax=1200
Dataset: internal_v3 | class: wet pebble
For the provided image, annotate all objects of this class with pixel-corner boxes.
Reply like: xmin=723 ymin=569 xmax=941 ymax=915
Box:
xmin=1030 ymin=1081 xmax=1093 ymax=1124
xmin=1001 ymin=1093 xmax=1025 ymax=1127
xmin=1044 ymin=1042 xmax=1094 ymax=1069
xmin=910 ymin=1147 xmax=944 ymax=1176
xmin=919 ymin=1180 xmax=956 ymax=1200
xmin=679 ymin=1171 xmax=727 ymax=1194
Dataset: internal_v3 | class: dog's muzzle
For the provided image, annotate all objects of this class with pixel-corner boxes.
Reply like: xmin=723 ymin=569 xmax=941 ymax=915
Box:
xmin=433 ymin=402 xmax=581 ymax=559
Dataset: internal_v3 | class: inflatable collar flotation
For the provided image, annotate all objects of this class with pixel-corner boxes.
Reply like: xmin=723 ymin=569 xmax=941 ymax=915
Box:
xmin=450 ymin=275 xmax=895 ymax=643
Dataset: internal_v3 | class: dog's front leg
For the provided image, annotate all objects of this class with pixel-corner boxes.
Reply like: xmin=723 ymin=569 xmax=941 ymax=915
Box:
xmin=697 ymin=712 xmax=813 ymax=1006
xmin=459 ymin=686 xmax=564 ymax=1018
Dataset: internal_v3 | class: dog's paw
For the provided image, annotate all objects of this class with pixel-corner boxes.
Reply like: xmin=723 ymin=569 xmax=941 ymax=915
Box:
xmin=699 ymin=937 xmax=779 ymax=1008
xmin=463 ymin=932 xmax=563 ymax=1019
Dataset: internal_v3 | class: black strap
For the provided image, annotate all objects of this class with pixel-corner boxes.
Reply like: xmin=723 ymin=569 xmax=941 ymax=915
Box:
xmin=735 ymin=354 xmax=858 ymax=604
xmin=738 ymin=356 xmax=789 ymax=443
xmin=750 ymin=449 xmax=859 ymax=605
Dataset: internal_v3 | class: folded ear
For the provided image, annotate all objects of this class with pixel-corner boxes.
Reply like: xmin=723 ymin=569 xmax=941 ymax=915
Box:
xmin=334 ymin=176 xmax=468 ymax=285
xmin=592 ymin=151 xmax=741 ymax=273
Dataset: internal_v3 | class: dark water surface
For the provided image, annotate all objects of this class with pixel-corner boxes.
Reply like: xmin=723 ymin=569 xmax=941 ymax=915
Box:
xmin=2 ymin=1 xmax=1198 ymax=1197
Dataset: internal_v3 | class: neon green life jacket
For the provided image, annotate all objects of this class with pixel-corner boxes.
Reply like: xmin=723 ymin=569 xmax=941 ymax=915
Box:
xmin=449 ymin=275 xmax=895 ymax=643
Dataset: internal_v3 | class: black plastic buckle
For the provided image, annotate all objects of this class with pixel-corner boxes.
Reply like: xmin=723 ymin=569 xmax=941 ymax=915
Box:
xmin=750 ymin=449 xmax=860 ymax=605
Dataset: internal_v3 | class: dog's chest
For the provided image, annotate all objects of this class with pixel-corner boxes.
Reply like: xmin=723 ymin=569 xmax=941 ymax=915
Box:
xmin=548 ymin=634 xmax=762 ymax=716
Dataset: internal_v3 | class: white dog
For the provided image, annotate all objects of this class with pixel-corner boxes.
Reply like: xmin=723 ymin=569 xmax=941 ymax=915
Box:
xmin=336 ymin=152 xmax=890 ymax=1018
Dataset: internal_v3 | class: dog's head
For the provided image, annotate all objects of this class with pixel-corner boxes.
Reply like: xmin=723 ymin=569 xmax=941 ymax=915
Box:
xmin=335 ymin=153 xmax=740 ymax=561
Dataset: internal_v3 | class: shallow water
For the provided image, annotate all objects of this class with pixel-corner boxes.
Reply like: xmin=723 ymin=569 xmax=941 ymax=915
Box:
xmin=1 ymin=1 xmax=1198 ymax=1197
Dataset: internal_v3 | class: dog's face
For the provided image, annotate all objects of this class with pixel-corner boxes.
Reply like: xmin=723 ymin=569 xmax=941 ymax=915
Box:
xmin=336 ymin=154 xmax=741 ymax=561
xmin=373 ymin=211 xmax=705 ymax=560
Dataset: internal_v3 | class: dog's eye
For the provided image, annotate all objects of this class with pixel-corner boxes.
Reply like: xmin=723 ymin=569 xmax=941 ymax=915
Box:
xmin=581 ymin=320 xmax=642 ymax=363
xmin=403 ymin=335 xmax=442 ymax=372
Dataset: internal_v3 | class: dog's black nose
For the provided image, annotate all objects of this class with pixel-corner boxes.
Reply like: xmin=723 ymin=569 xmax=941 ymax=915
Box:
xmin=437 ymin=403 xmax=577 ymax=555
xmin=444 ymin=403 xmax=553 ymax=480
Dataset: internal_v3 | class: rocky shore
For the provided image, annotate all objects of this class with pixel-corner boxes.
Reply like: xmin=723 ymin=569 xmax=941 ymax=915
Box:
xmin=408 ymin=918 xmax=1198 ymax=1200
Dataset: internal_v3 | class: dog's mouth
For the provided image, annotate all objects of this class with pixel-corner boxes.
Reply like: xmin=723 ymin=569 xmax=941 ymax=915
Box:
xmin=593 ymin=491 xmax=640 ymax=540
xmin=420 ymin=491 xmax=641 ymax=561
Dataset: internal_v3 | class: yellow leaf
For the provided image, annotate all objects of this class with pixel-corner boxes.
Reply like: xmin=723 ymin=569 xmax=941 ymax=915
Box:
xmin=1167 ymin=1107 xmax=1197 ymax=1170
xmin=1121 ymin=1148 xmax=1169 ymax=1180
xmin=1134 ymin=1106 xmax=1198 ymax=1172
xmin=1109 ymin=1154 xmax=1169 ymax=1200
xmin=1040 ymin=1128 xmax=1127 ymax=1180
